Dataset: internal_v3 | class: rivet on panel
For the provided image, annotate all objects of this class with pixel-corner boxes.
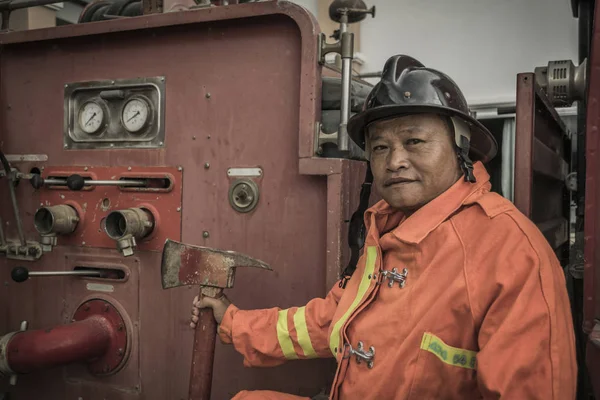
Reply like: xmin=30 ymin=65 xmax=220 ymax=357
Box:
xmin=176 ymin=207 xmax=182 ymax=212
xmin=178 ymin=166 xmax=183 ymax=171
xmin=203 ymin=231 xmax=209 ymax=238
xmin=84 ymin=167 xmax=88 ymax=171
xmin=204 ymin=163 xmax=210 ymax=169
xmin=111 ymin=81 xmax=115 ymax=85
xmin=128 ymin=167 xmax=132 ymax=171
xmin=192 ymin=136 xmax=196 ymax=140
xmin=207 ymin=135 xmax=211 ymax=139
xmin=64 ymin=144 xmax=68 ymax=149
xmin=159 ymin=141 xmax=164 ymax=146
xmin=205 ymin=93 xmax=211 ymax=99
xmin=82 ymin=242 xmax=86 ymax=245
xmin=110 ymin=144 xmax=115 ymax=148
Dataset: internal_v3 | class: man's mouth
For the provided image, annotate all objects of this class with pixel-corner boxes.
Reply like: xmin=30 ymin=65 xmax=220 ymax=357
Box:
xmin=383 ymin=177 xmax=417 ymax=187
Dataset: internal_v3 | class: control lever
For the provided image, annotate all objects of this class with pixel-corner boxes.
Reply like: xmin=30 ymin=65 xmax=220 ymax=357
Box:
xmin=30 ymin=173 xmax=146 ymax=191
xmin=11 ymin=266 xmax=104 ymax=283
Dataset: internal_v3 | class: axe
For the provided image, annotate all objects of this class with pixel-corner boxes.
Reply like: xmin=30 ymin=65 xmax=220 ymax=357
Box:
xmin=161 ymin=239 xmax=272 ymax=400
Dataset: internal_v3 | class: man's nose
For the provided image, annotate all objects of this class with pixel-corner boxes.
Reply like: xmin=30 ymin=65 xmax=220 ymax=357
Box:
xmin=386 ymin=146 xmax=409 ymax=171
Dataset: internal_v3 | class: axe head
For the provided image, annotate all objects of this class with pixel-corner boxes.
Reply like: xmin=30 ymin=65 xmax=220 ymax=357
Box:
xmin=161 ymin=239 xmax=272 ymax=290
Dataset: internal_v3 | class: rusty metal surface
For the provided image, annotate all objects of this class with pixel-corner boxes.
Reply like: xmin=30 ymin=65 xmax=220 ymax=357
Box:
xmin=0 ymin=2 xmax=356 ymax=399
xmin=37 ymin=166 xmax=182 ymax=251
xmin=161 ymin=239 xmax=271 ymax=289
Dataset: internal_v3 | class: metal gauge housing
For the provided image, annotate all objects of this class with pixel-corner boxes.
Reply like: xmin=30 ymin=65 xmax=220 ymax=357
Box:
xmin=78 ymin=100 xmax=107 ymax=135
xmin=122 ymin=96 xmax=151 ymax=133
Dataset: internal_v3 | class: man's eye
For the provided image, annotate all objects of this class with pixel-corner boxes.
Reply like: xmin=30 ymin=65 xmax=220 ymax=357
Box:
xmin=406 ymin=138 xmax=423 ymax=145
xmin=372 ymin=145 xmax=387 ymax=152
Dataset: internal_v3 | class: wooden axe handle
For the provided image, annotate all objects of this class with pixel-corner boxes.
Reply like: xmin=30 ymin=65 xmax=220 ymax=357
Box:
xmin=189 ymin=287 xmax=222 ymax=400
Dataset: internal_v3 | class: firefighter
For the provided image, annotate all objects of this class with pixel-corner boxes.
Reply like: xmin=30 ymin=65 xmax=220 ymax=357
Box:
xmin=191 ymin=55 xmax=577 ymax=399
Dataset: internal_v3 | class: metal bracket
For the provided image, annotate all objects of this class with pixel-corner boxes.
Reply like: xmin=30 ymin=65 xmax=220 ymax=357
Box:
xmin=0 ymin=241 xmax=43 ymax=261
xmin=315 ymin=121 xmax=339 ymax=156
xmin=318 ymin=33 xmax=343 ymax=65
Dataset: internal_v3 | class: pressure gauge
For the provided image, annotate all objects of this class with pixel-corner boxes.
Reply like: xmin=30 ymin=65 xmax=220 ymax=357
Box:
xmin=122 ymin=96 xmax=151 ymax=133
xmin=78 ymin=100 xmax=106 ymax=135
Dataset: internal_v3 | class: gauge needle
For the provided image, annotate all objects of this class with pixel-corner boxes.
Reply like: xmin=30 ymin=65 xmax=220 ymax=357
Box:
xmin=127 ymin=111 xmax=140 ymax=122
xmin=85 ymin=113 xmax=97 ymax=126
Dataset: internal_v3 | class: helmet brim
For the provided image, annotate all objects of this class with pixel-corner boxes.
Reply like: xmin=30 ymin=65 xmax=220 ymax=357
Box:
xmin=347 ymin=104 xmax=498 ymax=163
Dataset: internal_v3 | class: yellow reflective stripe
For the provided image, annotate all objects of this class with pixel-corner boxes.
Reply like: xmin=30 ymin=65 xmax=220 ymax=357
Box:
xmin=420 ymin=332 xmax=477 ymax=370
xmin=329 ymin=246 xmax=377 ymax=355
xmin=277 ymin=309 xmax=298 ymax=360
xmin=293 ymin=307 xmax=318 ymax=358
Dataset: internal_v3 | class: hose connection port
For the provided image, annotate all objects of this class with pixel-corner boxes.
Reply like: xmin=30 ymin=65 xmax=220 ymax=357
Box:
xmin=33 ymin=205 xmax=80 ymax=252
xmin=103 ymin=208 xmax=154 ymax=256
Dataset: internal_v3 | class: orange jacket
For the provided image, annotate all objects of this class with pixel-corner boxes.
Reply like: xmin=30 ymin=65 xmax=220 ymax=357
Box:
xmin=219 ymin=162 xmax=577 ymax=399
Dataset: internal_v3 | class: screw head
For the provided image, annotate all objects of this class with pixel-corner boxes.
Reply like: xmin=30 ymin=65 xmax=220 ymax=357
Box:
xmin=203 ymin=231 xmax=209 ymax=238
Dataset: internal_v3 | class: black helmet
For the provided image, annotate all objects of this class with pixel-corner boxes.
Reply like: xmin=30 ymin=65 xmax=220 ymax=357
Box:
xmin=347 ymin=55 xmax=498 ymax=166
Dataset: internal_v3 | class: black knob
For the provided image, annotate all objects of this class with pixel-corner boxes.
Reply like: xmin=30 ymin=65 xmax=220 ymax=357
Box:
xmin=66 ymin=174 xmax=86 ymax=191
xmin=11 ymin=267 xmax=29 ymax=283
xmin=30 ymin=174 xmax=44 ymax=189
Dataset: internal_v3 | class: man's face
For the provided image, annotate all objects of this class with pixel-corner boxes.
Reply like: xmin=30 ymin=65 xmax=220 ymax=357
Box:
xmin=367 ymin=114 xmax=462 ymax=214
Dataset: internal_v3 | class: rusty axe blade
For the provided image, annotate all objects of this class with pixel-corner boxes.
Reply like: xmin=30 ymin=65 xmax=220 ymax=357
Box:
xmin=161 ymin=239 xmax=271 ymax=290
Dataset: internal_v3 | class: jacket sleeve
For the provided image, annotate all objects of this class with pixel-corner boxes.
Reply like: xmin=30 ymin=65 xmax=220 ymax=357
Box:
xmin=468 ymin=216 xmax=577 ymax=399
xmin=217 ymin=284 xmax=344 ymax=367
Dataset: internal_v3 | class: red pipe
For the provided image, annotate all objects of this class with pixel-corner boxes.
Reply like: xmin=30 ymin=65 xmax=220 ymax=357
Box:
xmin=6 ymin=316 xmax=112 ymax=374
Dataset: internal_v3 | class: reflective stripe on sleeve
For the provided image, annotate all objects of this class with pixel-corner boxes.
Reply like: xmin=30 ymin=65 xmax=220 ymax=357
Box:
xmin=293 ymin=306 xmax=318 ymax=358
xmin=277 ymin=309 xmax=298 ymax=360
xmin=329 ymin=246 xmax=378 ymax=356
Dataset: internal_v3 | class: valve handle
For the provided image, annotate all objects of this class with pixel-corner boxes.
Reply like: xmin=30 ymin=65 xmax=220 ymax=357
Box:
xmin=66 ymin=174 xmax=86 ymax=191
xmin=10 ymin=266 xmax=104 ymax=283
xmin=11 ymin=266 xmax=28 ymax=283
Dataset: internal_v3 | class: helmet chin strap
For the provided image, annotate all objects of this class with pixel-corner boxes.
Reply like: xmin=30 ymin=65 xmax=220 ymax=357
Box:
xmin=450 ymin=117 xmax=476 ymax=183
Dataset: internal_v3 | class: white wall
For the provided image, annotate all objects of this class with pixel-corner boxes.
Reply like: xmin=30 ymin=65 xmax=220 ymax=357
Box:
xmin=359 ymin=0 xmax=579 ymax=106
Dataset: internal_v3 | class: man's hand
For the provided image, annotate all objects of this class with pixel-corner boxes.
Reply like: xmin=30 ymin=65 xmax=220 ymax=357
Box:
xmin=190 ymin=294 xmax=232 ymax=328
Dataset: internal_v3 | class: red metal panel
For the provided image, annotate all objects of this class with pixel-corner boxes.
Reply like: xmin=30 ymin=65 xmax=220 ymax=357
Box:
xmin=38 ymin=166 xmax=182 ymax=251
xmin=584 ymin=2 xmax=600 ymax=394
xmin=514 ymin=74 xmax=535 ymax=218
xmin=0 ymin=3 xmax=357 ymax=399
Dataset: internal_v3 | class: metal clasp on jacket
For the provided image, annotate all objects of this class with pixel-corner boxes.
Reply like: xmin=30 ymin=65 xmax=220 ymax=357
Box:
xmin=343 ymin=341 xmax=375 ymax=369
xmin=381 ymin=267 xmax=408 ymax=288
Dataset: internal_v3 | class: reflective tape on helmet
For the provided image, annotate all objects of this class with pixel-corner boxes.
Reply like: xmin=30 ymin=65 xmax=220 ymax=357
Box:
xmin=293 ymin=306 xmax=318 ymax=359
xmin=329 ymin=246 xmax=378 ymax=356
xmin=277 ymin=309 xmax=298 ymax=360
xmin=420 ymin=332 xmax=477 ymax=370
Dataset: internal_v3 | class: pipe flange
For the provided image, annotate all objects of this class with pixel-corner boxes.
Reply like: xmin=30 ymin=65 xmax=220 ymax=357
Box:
xmin=0 ymin=332 xmax=18 ymax=376
xmin=72 ymin=299 xmax=129 ymax=376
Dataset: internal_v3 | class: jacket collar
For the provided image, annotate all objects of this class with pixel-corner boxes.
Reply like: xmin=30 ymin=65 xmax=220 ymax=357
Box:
xmin=365 ymin=161 xmax=492 ymax=245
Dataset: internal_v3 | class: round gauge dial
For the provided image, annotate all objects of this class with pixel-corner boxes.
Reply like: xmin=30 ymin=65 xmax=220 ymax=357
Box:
xmin=122 ymin=97 xmax=150 ymax=133
xmin=78 ymin=101 xmax=106 ymax=134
